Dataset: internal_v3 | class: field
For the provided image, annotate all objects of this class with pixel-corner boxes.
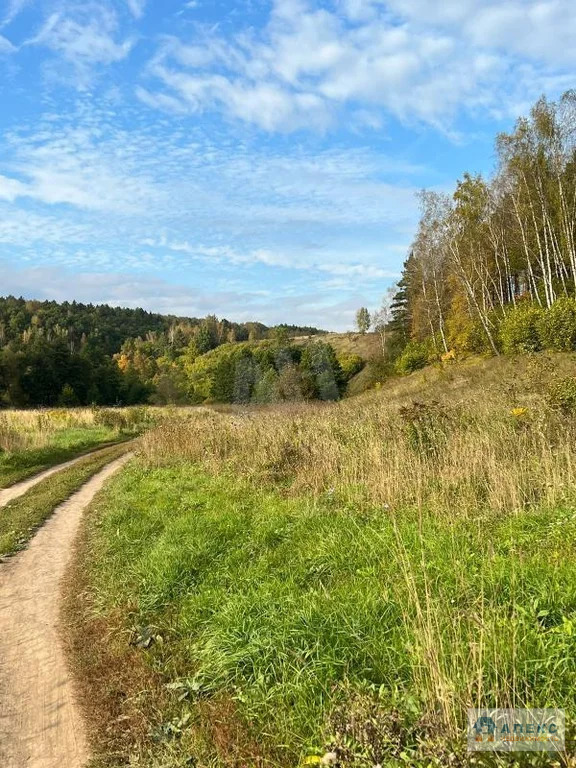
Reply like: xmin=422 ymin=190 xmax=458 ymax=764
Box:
xmin=0 ymin=406 xmax=156 ymax=487
xmin=69 ymin=353 xmax=576 ymax=767
xmin=294 ymin=332 xmax=383 ymax=361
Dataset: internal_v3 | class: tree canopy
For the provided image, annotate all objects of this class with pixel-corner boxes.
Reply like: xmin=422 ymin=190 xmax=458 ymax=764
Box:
xmin=0 ymin=297 xmax=327 ymax=407
xmin=388 ymin=91 xmax=576 ymax=366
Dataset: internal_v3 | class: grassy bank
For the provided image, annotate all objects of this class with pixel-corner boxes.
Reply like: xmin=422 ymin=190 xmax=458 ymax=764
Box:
xmin=0 ymin=442 xmax=132 ymax=557
xmin=70 ymin=354 xmax=576 ymax=767
xmin=0 ymin=406 xmax=155 ymax=487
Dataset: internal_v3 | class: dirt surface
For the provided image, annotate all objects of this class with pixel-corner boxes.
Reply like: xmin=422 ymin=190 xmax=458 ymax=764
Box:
xmin=0 ymin=443 xmax=128 ymax=507
xmin=0 ymin=453 xmax=132 ymax=768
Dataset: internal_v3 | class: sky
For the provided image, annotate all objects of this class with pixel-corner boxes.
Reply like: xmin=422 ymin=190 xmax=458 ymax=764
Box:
xmin=0 ymin=0 xmax=575 ymax=330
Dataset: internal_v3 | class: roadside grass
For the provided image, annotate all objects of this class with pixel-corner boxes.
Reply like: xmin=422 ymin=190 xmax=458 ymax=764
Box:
xmin=74 ymin=464 xmax=576 ymax=768
xmin=71 ymin=353 xmax=576 ymax=767
xmin=0 ymin=442 xmax=132 ymax=558
xmin=0 ymin=406 xmax=157 ymax=487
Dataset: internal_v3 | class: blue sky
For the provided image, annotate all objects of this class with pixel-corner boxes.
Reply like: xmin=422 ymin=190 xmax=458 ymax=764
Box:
xmin=1 ymin=0 xmax=575 ymax=329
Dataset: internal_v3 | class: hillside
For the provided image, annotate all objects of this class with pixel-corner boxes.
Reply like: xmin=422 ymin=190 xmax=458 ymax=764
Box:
xmin=293 ymin=332 xmax=382 ymax=360
xmin=69 ymin=351 xmax=576 ymax=766
xmin=0 ymin=296 xmax=323 ymax=408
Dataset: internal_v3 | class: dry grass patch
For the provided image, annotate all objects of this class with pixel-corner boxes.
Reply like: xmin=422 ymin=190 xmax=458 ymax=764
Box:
xmin=141 ymin=353 xmax=576 ymax=517
xmin=0 ymin=406 xmax=159 ymax=487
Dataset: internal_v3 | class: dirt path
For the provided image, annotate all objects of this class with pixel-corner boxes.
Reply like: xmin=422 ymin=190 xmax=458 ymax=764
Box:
xmin=0 ymin=442 xmax=129 ymax=508
xmin=0 ymin=453 xmax=133 ymax=768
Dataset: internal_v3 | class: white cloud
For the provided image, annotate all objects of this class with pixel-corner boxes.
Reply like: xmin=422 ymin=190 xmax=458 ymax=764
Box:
xmin=26 ymin=3 xmax=134 ymax=86
xmin=0 ymin=206 xmax=94 ymax=245
xmin=125 ymin=0 xmax=146 ymax=19
xmin=0 ymin=261 xmax=373 ymax=329
xmin=141 ymin=236 xmax=400 ymax=280
xmin=135 ymin=85 xmax=189 ymax=113
xmin=0 ymin=104 xmax=417 ymax=308
xmin=466 ymin=2 xmax=576 ymax=65
xmin=0 ymin=173 xmax=27 ymax=200
xmin=140 ymin=0 xmax=576 ymax=131
xmin=2 ymin=120 xmax=161 ymax=213
xmin=0 ymin=34 xmax=16 ymax=53
xmin=1 ymin=0 xmax=32 ymax=29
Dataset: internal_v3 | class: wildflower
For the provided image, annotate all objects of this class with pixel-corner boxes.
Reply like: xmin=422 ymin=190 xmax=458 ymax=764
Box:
xmin=302 ymin=755 xmax=338 ymax=767
xmin=510 ymin=407 xmax=529 ymax=419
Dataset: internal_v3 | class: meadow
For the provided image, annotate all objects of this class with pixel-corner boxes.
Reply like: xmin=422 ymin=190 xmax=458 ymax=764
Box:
xmin=0 ymin=406 xmax=156 ymax=487
xmin=72 ymin=353 xmax=576 ymax=767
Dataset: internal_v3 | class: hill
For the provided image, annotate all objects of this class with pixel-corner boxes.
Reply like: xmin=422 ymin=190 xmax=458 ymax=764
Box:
xmin=0 ymin=295 xmax=323 ymax=408
xmin=293 ymin=332 xmax=382 ymax=360
xmin=71 ymin=351 xmax=576 ymax=766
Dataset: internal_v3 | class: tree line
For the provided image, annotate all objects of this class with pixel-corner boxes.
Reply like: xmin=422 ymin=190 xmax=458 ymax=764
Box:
xmin=0 ymin=297 xmax=324 ymax=407
xmin=384 ymin=90 xmax=576 ymax=371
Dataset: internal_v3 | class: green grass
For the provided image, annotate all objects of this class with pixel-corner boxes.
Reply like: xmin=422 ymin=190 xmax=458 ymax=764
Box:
xmin=77 ymin=461 xmax=576 ymax=767
xmin=0 ymin=442 xmax=132 ymax=557
xmin=0 ymin=427 xmax=127 ymax=487
xmin=0 ymin=402 xmax=162 ymax=487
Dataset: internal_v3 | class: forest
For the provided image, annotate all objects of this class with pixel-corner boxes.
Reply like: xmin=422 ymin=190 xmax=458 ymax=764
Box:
xmin=6 ymin=90 xmax=576 ymax=408
xmin=0 ymin=297 xmax=324 ymax=407
xmin=390 ymin=90 xmax=576 ymax=372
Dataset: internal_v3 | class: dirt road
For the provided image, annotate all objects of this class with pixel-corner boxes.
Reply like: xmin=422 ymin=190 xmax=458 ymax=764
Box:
xmin=0 ymin=453 xmax=132 ymax=768
xmin=0 ymin=442 xmax=129 ymax=508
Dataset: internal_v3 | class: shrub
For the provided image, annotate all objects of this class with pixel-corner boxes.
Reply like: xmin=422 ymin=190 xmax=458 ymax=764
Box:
xmin=446 ymin=298 xmax=500 ymax=355
xmin=58 ymin=383 xmax=80 ymax=407
xmin=346 ymin=358 xmax=392 ymax=396
xmin=547 ymin=377 xmax=576 ymax=414
xmin=395 ymin=341 xmax=430 ymax=375
xmin=337 ymin=353 xmax=364 ymax=382
xmin=539 ymin=297 xmax=576 ymax=351
xmin=499 ymin=303 xmax=544 ymax=354
xmin=92 ymin=408 xmax=128 ymax=431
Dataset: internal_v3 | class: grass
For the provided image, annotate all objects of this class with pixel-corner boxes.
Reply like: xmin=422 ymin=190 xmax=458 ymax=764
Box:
xmin=293 ymin=332 xmax=383 ymax=361
xmin=0 ymin=442 xmax=132 ymax=557
xmin=0 ymin=406 xmax=157 ymax=487
xmin=69 ymin=353 xmax=576 ymax=767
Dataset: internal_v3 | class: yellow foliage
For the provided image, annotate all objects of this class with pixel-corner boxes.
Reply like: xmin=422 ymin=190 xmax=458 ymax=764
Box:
xmin=116 ymin=353 xmax=130 ymax=372
xmin=441 ymin=349 xmax=456 ymax=362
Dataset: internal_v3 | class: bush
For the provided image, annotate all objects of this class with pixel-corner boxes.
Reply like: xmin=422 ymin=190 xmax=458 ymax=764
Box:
xmin=539 ymin=297 xmax=576 ymax=351
xmin=346 ymin=359 xmax=392 ymax=396
xmin=92 ymin=408 xmax=128 ymax=431
xmin=395 ymin=341 xmax=430 ymax=375
xmin=446 ymin=299 xmax=500 ymax=355
xmin=337 ymin=353 xmax=364 ymax=382
xmin=499 ymin=303 xmax=544 ymax=353
xmin=547 ymin=377 xmax=576 ymax=414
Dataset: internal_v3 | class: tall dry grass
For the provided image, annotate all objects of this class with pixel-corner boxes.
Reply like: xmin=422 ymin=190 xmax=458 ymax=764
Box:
xmin=0 ymin=408 xmax=99 ymax=452
xmin=141 ymin=355 xmax=576 ymax=518
xmin=0 ymin=405 xmax=159 ymax=453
